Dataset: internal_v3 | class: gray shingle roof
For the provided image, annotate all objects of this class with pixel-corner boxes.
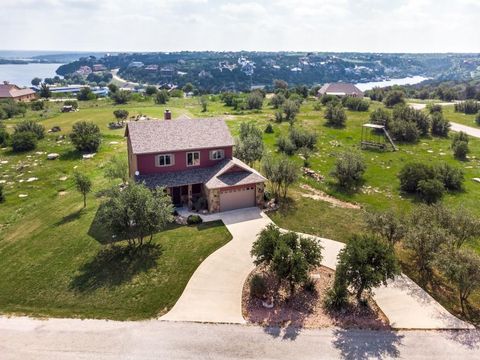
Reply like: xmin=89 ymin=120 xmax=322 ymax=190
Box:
xmin=136 ymin=157 xmax=266 ymax=189
xmin=126 ymin=118 xmax=234 ymax=154
xmin=318 ymin=83 xmax=363 ymax=96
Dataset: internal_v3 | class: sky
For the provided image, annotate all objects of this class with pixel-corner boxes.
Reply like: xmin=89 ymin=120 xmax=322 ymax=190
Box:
xmin=1 ymin=0 xmax=480 ymax=53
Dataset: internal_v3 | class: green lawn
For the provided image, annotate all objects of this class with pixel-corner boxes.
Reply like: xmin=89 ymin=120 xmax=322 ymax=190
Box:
xmin=1 ymin=95 xmax=480 ymax=322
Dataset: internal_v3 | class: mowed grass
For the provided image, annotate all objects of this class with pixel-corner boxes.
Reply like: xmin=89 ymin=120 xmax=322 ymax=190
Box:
xmin=0 ymin=98 xmax=231 ymax=319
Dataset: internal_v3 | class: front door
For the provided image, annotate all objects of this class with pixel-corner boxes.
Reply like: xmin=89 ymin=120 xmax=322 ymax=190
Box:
xmin=171 ymin=187 xmax=182 ymax=206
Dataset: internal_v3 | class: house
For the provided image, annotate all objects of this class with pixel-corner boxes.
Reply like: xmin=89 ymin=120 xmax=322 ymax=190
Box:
xmin=92 ymin=64 xmax=107 ymax=72
xmin=76 ymin=66 xmax=92 ymax=76
xmin=128 ymin=61 xmax=144 ymax=68
xmin=125 ymin=117 xmax=266 ymax=212
xmin=0 ymin=81 xmax=37 ymax=102
xmin=318 ymin=83 xmax=364 ymax=97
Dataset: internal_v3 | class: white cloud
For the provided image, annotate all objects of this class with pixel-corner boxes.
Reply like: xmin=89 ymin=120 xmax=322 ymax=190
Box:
xmin=0 ymin=0 xmax=478 ymax=52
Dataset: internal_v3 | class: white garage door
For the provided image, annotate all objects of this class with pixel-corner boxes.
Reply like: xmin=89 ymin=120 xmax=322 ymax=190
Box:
xmin=220 ymin=186 xmax=256 ymax=211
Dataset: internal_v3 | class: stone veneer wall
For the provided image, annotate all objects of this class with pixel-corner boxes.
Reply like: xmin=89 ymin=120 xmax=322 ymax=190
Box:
xmin=207 ymin=187 xmax=220 ymax=213
xmin=255 ymin=183 xmax=265 ymax=208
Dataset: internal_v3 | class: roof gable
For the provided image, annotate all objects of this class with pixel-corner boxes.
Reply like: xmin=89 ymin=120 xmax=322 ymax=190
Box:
xmin=0 ymin=83 xmax=36 ymax=98
xmin=318 ymin=83 xmax=363 ymax=96
xmin=126 ymin=118 xmax=234 ymax=154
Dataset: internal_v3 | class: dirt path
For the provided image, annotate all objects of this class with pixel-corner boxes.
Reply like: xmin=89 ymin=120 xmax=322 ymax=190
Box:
xmin=300 ymin=184 xmax=361 ymax=209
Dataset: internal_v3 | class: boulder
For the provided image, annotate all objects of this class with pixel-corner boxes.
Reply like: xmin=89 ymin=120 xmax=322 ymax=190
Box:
xmin=47 ymin=153 xmax=60 ymax=160
xmin=82 ymin=153 xmax=96 ymax=159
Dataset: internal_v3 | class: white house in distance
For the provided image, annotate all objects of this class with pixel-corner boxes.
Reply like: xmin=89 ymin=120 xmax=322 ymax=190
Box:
xmin=318 ymin=83 xmax=364 ymax=97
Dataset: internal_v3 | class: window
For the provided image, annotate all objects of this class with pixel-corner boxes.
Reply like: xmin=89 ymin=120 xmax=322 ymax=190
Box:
xmin=156 ymin=154 xmax=174 ymax=167
xmin=186 ymin=151 xmax=200 ymax=166
xmin=210 ymin=149 xmax=225 ymax=160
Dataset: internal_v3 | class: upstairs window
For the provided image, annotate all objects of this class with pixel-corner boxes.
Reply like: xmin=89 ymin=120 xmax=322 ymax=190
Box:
xmin=186 ymin=151 xmax=200 ymax=166
xmin=210 ymin=149 xmax=225 ymax=160
xmin=156 ymin=154 xmax=174 ymax=167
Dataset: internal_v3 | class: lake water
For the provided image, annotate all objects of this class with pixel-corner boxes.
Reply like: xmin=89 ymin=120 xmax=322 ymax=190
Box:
xmin=355 ymin=76 xmax=428 ymax=91
xmin=0 ymin=63 xmax=62 ymax=87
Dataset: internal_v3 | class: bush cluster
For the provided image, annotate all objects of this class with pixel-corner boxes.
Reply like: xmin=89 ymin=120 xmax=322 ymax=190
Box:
xmin=331 ymin=150 xmax=366 ymax=190
xmin=187 ymin=214 xmax=203 ymax=225
xmin=14 ymin=120 xmax=45 ymax=140
xmin=342 ymin=96 xmax=369 ymax=111
xmin=0 ymin=100 xmax=27 ymax=119
xmin=324 ymin=103 xmax=347 ymax=127
xmin=69 ymin=121 xmax=102 ymax=152
xmin=11 ymin=131 xmax=37 ymax=152
xmin=277 ymin=127 xmax=316 ymax=155
xmin=398 ymin=162 xmax=464 ymax=203
xmin=454 ymin=100 xmax=480 ymax=114
xmin=451 ymin=131 xmax=469 ymax=160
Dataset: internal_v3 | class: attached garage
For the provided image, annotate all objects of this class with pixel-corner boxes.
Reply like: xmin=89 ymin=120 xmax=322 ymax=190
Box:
xmin=219 ymin=185 xmax=256 ymax=212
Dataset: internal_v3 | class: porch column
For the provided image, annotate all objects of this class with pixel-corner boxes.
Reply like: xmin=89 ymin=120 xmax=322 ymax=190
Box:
xmin=188 ymin=184 xmax=193 ymax=209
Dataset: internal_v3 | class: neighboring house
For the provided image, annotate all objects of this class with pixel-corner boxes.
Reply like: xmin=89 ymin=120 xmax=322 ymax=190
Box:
xmin=318 ymin=83 xmax=364 ymax=97
xmin=0 ymin=81 xmax=37 ymax=102
xmin=125 ymin=118 xmax=266 ymax=212
xmin=76 ymin=66 xmax=92 ymax=76
xmin=92 ymin=64 xmax=107 ymax=72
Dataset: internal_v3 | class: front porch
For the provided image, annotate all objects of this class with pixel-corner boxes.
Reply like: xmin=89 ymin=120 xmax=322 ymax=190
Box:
xmin=168 ymin=183 xmax=204 ymax=209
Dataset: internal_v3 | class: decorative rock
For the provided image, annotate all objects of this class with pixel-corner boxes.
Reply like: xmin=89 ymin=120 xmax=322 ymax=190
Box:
xmin=59 ymin=176 xmax=68 ymax=181
xmin=18 ymin=194 xmax=28 ymax=198
xmin=109 ymin=141 xmax=119 ymax=145
xmin=473 ymin=178 xmax=480 ymax=183
xmin=26 ymin=177 xmax=38 ymax=182
xmin=303 ymin=167 xmax=325 ymax=182
xmin=83 ymin=153 xmax=96 ymax=159
xmin=262 ymin=299 xmax=274 ymax=309
xmin=47 ymin=153 xmax=60 ymax=160
xmin=0 ymin=160 xmax=8 ymax=164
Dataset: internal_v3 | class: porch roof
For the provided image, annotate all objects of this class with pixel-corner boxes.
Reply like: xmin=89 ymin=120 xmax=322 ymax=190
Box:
xmin=136 ymin=157 xmax=266 ymax=189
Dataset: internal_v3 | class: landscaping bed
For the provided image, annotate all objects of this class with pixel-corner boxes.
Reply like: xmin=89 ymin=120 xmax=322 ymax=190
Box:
xmin=242 ymin=265 xmax=389 ymax=329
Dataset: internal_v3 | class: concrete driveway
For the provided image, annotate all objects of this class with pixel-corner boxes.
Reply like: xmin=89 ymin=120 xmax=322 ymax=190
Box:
xmin=161 ymin=207 xmax=272 ymax=323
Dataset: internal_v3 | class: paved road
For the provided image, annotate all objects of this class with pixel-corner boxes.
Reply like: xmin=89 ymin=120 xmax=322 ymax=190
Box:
xmin=450 ymin=122 xmax=480 ymax=138
xmin=0 ymin=318 xmax=479 ymax=359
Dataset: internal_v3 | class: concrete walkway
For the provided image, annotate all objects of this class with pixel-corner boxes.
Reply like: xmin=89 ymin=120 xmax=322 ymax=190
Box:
xmin=161 ymin=207 xmax=272 ymax=323
xmin=163 ymin=209 xmax=473 ymax=329
xmin=450 ymin=122 xmax=480 ymax=138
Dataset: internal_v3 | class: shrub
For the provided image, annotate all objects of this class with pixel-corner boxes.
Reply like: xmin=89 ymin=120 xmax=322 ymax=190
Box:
xmin=250 ymin=274 xmax=267 ymax=299
xmin=324 ymin=103 xmax=347 ymax=127
xmin=269 ymin=93 xmax=286 ymax=109
xmin=476 ymin=111 xmax=480 ymax=126
xmin=389 ymin=120 xmax=420 ymax=143
xmin=289 ymin=127 xmax=316 ymax=150
xmin=69 ymin=121 xmax=101 ymax=152
xmin=0 ymin=184 xmax=4 ymax=203
xmin=436 ymin=163 xmax=464 ymax=191
xmin=369 ymin=107 xmax=391 ymax=127
xmin=282 ymin=99 xmax=300 ymax=123
xmin=246 ymin=91 xmax=264 ymax=110
xmin=0 ymin=122 xmax=9 ymax=146
xmin=417 ymin=179 xmax=444 ymax=204
xmin=187 ymin=214 xmax=203 ymax=225
xmin=313 ymin=101 xmax=322 ymax=111
xmin=323 ymin=282 xmax=348 ymax=310
xmin=331 ymin=150 xmax=366 ymax=189
xmin=155 ymin=90 xmax=169 ymax=104
xmin=110 ymin=90 xmax=131 ymax=104
xmin=30 ymin=100 xmax=44 ymax=111
xmin=170 ymin=89 xmax=184 ymax=98
xmin=193 ymin=197 xmax=207 ymax=211
xmin=77 ymin=87 xmax=96 ymax=101
xmin=274 ymin=110 xmax=283 ymax=123
xmin=393 ymin=105 xmax=430 ymax=136
xmin=14 ymin=120 xmax=45 ymax=139
xmin=145 ymin=85 xmax=158 ymax=96
xmin=276 ymin=136 xmax=296 ymax=155
xmin=303 ymin=277 xmax=317 ymax=293
xmin=320 ymin=94 xmax=340 ymax=106
xmin=64 ymin=100 xmax=79 ymax=110
xmin=454 ymin=100 xmax=480 ymax=114
xmin=431 ymin=112 xmax=450 ymax=137
xmin=264 ymin=123 xmax=274 ymax=134
xmin=383 ymin=90 xmax=405 ymax=107
xmin=452 ymin=140 xmax=469 ymax=160
xmin=11 ymin=131 xmax=37 ymax=152
xmin=427 ymin=103 xmax=442 ymax=114
xmin=343 ymin=96 xmax=369 ymax=111
xmin=0 ymin=99 xmax=27 ymax=118
xmin=398 ymin=162 xmax=436 ymax=193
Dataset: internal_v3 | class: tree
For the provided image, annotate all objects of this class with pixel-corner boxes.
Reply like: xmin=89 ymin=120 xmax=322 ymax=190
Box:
xmin=74 ymin=172 xmax=92 ymax=208
xmin=39 ymin=83 xmax=51 ymax=98
xmin=77 ymin=87 xmax=96 ymax=101
xmin=69 ymin=121 xmax=101 ymax=152
xmin=145 ymin=85 xmax=158 ymax=96
xmin=273 ymin=79 xmax=288 ymax=90
xmin=182 ymin=83 xmax=194 ymax=93
xmin=282 ymin=99 xmax=300 ymax=124
xmin=365 ymin=210 xmax=406 ymax=246
xmin=383 ymin=90 xmax=405 ymax=107
xmin=31 ymin=77 xmax=42 ymax=86
xmin=111 ymin=90 xmax=131 ymax=104
xmin=336 ymin=234 xmax=399 ymax=302
xmin=155 ymin=90 xmax=169 ymax=104
xmin=404 ymin=206 xmax=448 ymax=285
xmin=324 ymin=103 xmax=347 ymax=127
xmin=198 ymin=95 xmax=208 ymax=112
xmin=108 ymin=83 xmax=119 ymax=93
xmin=14 ymin=120 xmax=45 ymax=139
xmin=251 ymin=225 xmax=322 ymax=296
xmin=269 ymin=93 xmax=286 ymax=109
xmin=369 ymin=107 xmax=391 ymax=127
xmin=262 ymin=155 xmax=299 ymax=199
xmin=100 ymin=183 xmax=174 ymax=247
xmin=234 ymin=122 xmax=264 ymax=166
xmin=30 ymin=100 xmax=44 ymax=111
xmin=331 ymin=150 xmax=366 ymax=189
xmin=11 ymin=131 xmax=37 ymax=152
xmin=431 ymin=112 xmax=450 ymax=137
xmin=246 ymin=91 xmax=264 ymax=110
xmin=0 ymin=122 xmax=9 ymax=146
xmin=437 ymin=249 xmax=480 ymax=314
xmin=113 ymin=109 xmax=129 ymax=124
xmin=104 ymin=155 xmax=129 ymax=184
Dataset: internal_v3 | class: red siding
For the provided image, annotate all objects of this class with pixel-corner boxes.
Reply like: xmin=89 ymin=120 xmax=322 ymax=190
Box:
xmin=137 ymin=146 xmax=233 ymax=175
